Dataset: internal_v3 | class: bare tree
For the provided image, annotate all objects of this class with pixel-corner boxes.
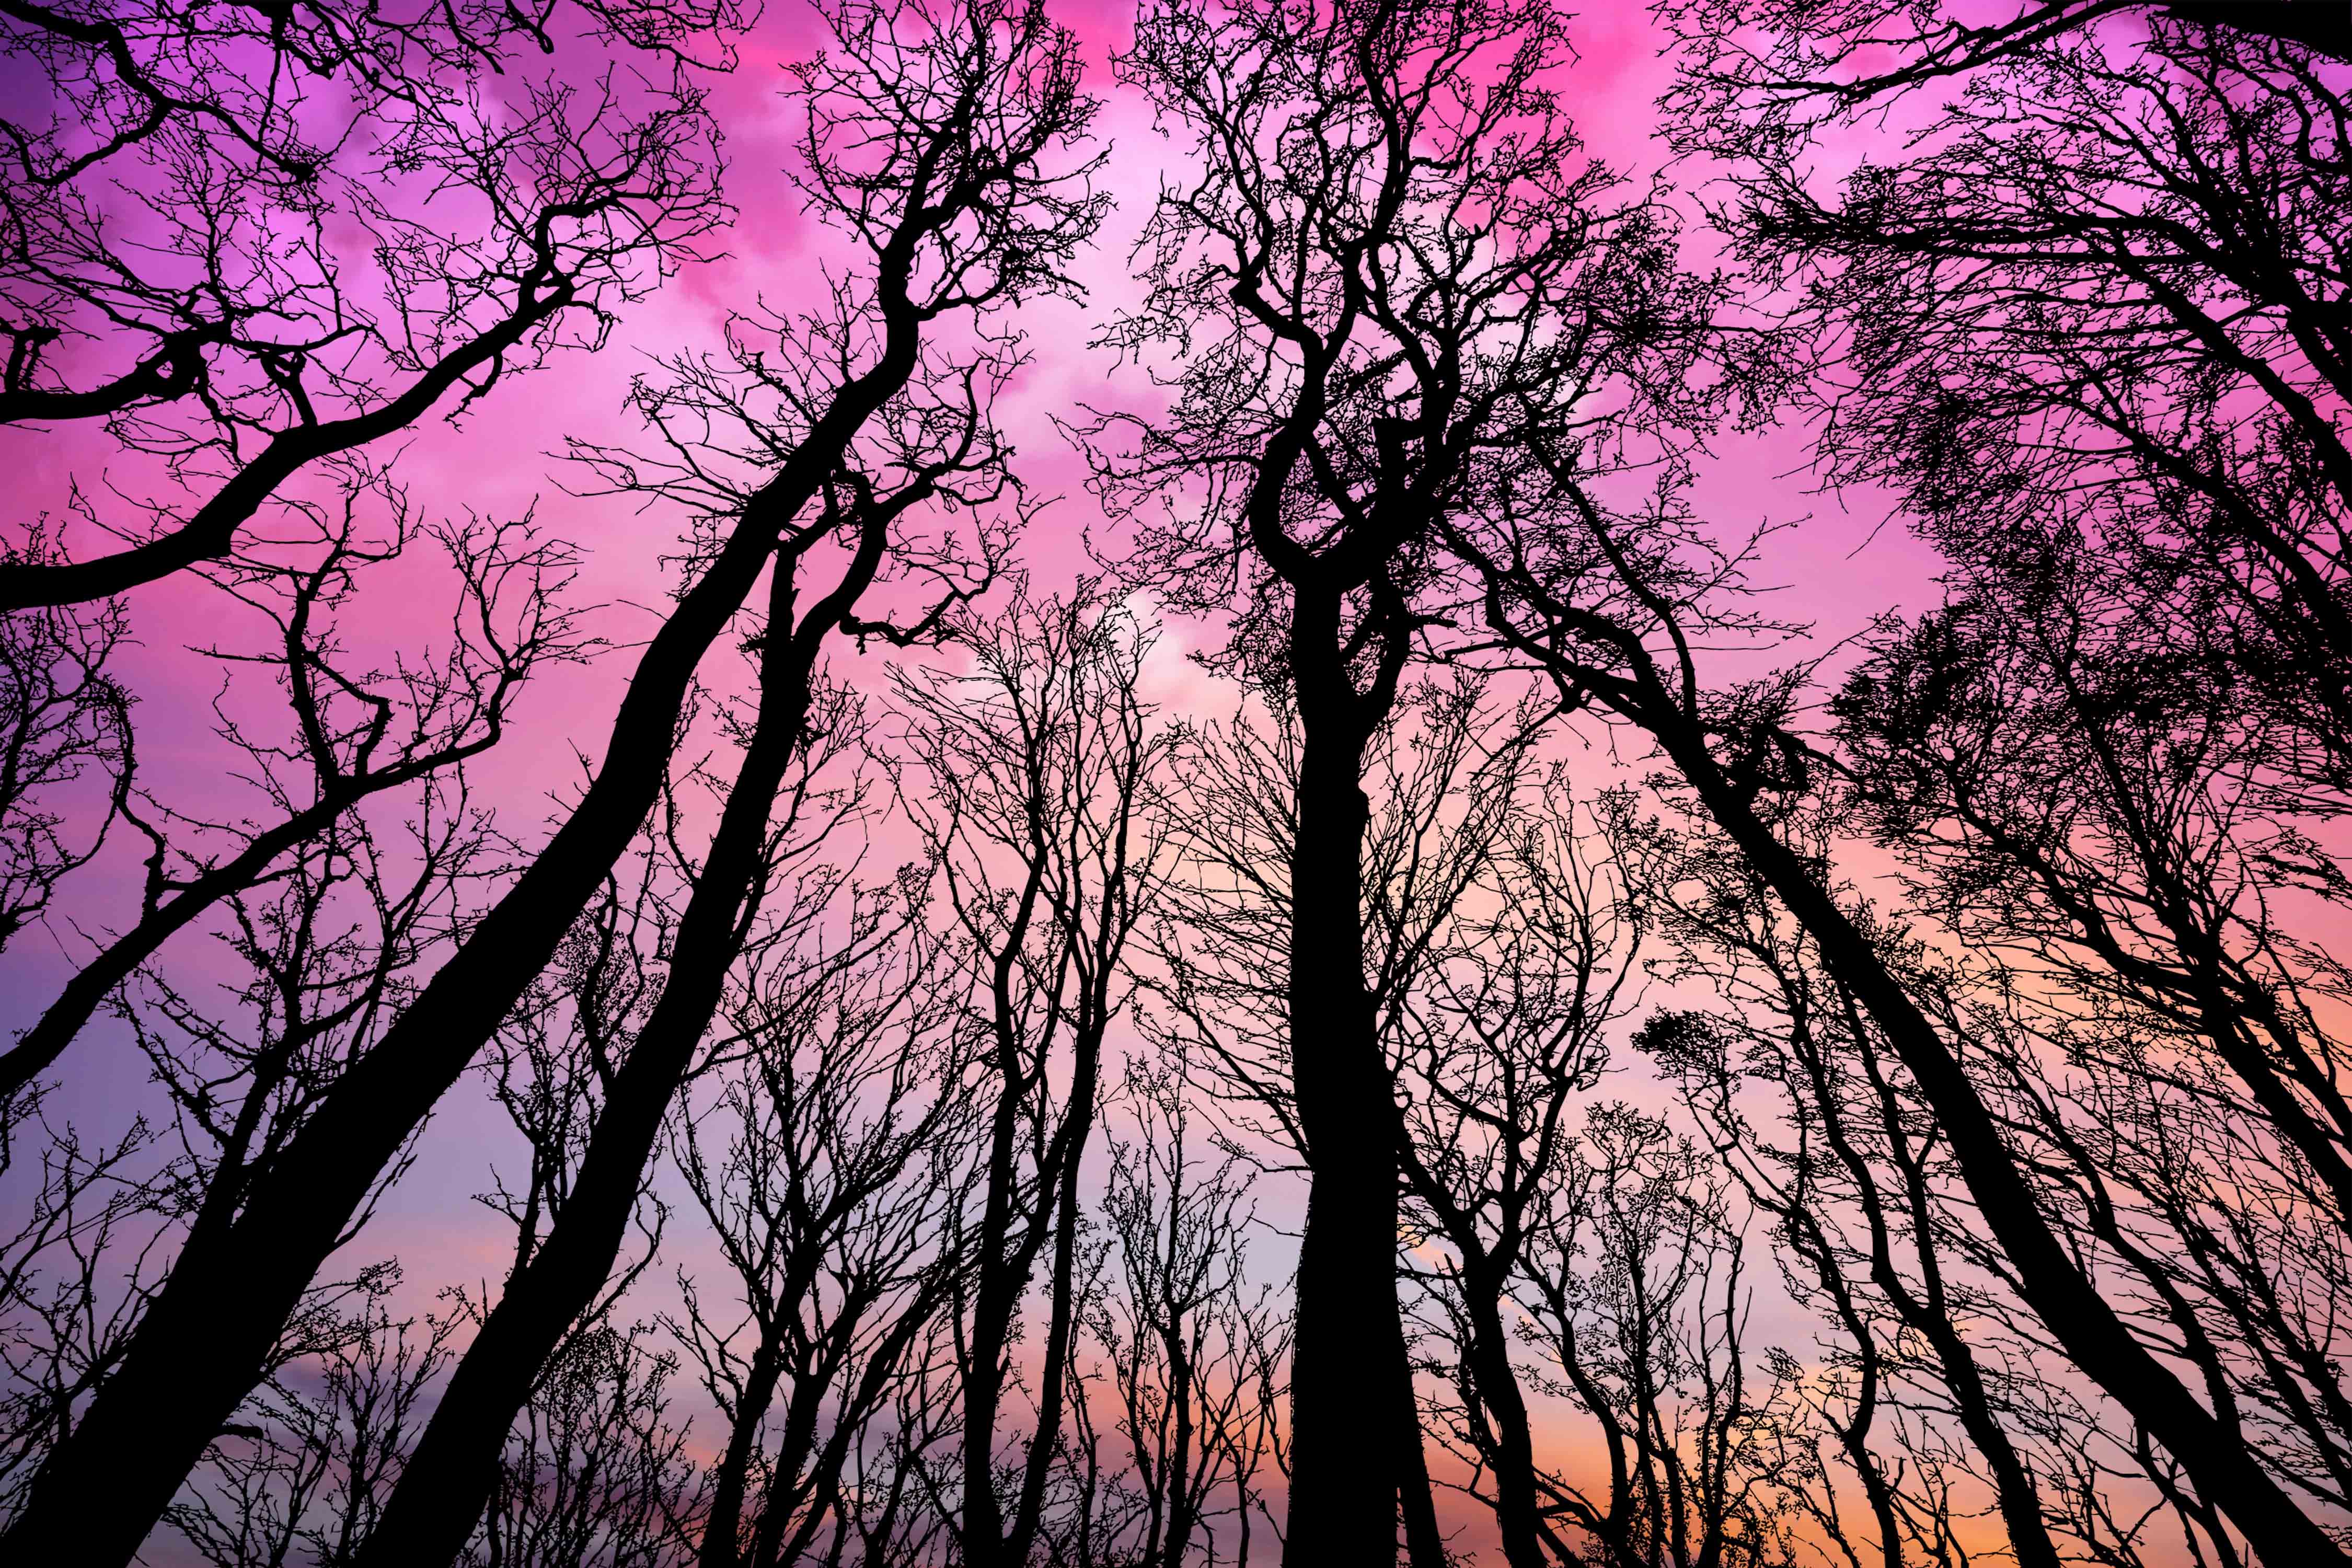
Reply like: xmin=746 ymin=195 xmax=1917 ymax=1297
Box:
xmin=1 ymin=463 xmax=590 ymax=1105
xmin=1388 ymin=755 xmax=1644 ymax=1568
xmin=0 ymin=548 xmax=131 ymax=963
xmin=889 ymin=581 xmax=1172 ymax=1568
xmin=665 ymin=898 xmax=978 ymax=1568
xmin=1444 ymin=361 xmax=2352 ymax=1560
xmin=348 ymin=657 xmax=891 ymax=1564
xmin=0 ymin=1098 xmax=174 ymax=1517
xmin=1420 ymin=5 xmax=2352 ymax=1562
xmin=1 ymin=0 xmax=729 ymax=607
xmin=0 ymin=0 xmax=1103 ymax=1553
xmin=460 ymin=1323 xmax=706 ymax=1568
xmin=1643 ymin=7 xmax=2352 ymax=1531
xmin=1511 ymin=1103 xmax=1808 ymax=1568
xmin=1665 ymin=3 xmax=2352 ymax=800
xmin=165 ymin=1289 xmax=457 ymax=1568
xmin=1090 ymin=0 xmax=1721 ymax=1551
xmin=1656 ymin=2 xmax=2348 ymax=159
xmin=1082 ymin=1048 xmax=1288 ymax=1568
xmin=1621 ymin=797 xmax=2073 ymax=1568
xmin=0 ymin=726 xmax=504 ymax=1539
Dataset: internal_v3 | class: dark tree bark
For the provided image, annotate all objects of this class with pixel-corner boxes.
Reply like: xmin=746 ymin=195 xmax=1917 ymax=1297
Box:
xmin=1628 ymin=822 xmax=2068 ymax=1568
xmin=0 ymin=2 xmax=1099 ymax=1553
xmin=1667 ymin=1 xmax=2352 ymax=799
xmin=1632 ymin=5 xmax=2352 ymax=1554
xmin=347 ymin=506 xmax=893 ymax=1567
xmin=1284 ymin=637 xmax=1422 ymax=1563
xmin=1094 ymin=2 xmax=1718 ymax=1553
xmin=1454 ymin=483 xmax=2352 ymax=1566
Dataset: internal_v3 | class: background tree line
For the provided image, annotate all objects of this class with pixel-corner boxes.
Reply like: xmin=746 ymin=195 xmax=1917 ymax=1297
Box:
xmin=1 ymin=0 xmax=2347 ymax=1562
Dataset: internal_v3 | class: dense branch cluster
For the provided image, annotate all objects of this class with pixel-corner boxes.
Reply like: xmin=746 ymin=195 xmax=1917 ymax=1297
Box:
xmin=2 ymin=1 xmax=2348 ymax=1565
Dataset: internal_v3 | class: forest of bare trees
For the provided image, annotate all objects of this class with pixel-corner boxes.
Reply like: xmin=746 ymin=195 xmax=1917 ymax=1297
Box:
xmin=2 ymin=0 xmax=2348 ymax=1563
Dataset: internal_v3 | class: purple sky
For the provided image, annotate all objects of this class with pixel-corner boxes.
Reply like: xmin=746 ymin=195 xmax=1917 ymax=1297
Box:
xmin=0 ymin=1 xmax=2004 ymax=1553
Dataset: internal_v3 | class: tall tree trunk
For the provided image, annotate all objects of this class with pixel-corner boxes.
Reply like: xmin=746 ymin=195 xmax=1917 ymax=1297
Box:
xmin=1638 ymin=699 xmax=2352 ymax=1568
xmin=0 ymin=331 xmax=920 ymax=1568
xmin=1459 ymin=1261 xmax=1549 ymax=1568
xmin=957 ymin=859 xmax=1054 ymax=1568
xmin=700 ymin=1333 xmax=788 ymax=1568
xmin=1161 ymin=1325 xmax=1200 ymax=1568
xmin=1791 ymin=1009 xmax=2049 ymax=1568
xmin=347 ymin=551 xmax=847 ymax=1567
xmin=958 ymin=1023 xmax=1103 ymax=1568
xmin=1283 ymin=695 xmax=1435 ymax=1566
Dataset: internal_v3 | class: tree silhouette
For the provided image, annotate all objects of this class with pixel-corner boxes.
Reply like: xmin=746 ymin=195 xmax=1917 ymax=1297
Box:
xmin=0 ymin=469 xmax=589 ymax=1107
xmin=1089 ymin=0 xmax=1723 ymax=1552
xmin=7 ymin=3 xmax=2352 ymax=1564
xmin=1 ymin=0 xmax=731 ymax=607
xmin=890 ymin=583 xmax=1171 ymax=1568
xmin=0 ymin=0 xmax=1101 ymax=1557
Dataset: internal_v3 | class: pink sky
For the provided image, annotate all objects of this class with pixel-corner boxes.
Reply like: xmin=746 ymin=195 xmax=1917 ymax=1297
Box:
xmin=0 ymin=0 xmax=1940 ymax=1054
xmin=0 ymin=0 xmax=1968 ymax=1557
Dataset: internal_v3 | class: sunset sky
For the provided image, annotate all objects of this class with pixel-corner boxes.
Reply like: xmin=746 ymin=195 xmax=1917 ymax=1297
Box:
xmin=0 ymin=0 xmax=2028 ymax=1553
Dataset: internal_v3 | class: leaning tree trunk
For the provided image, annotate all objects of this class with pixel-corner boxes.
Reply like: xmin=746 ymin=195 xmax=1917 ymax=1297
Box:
xmin=0 ymin=320 xmax=923 ymax=1568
